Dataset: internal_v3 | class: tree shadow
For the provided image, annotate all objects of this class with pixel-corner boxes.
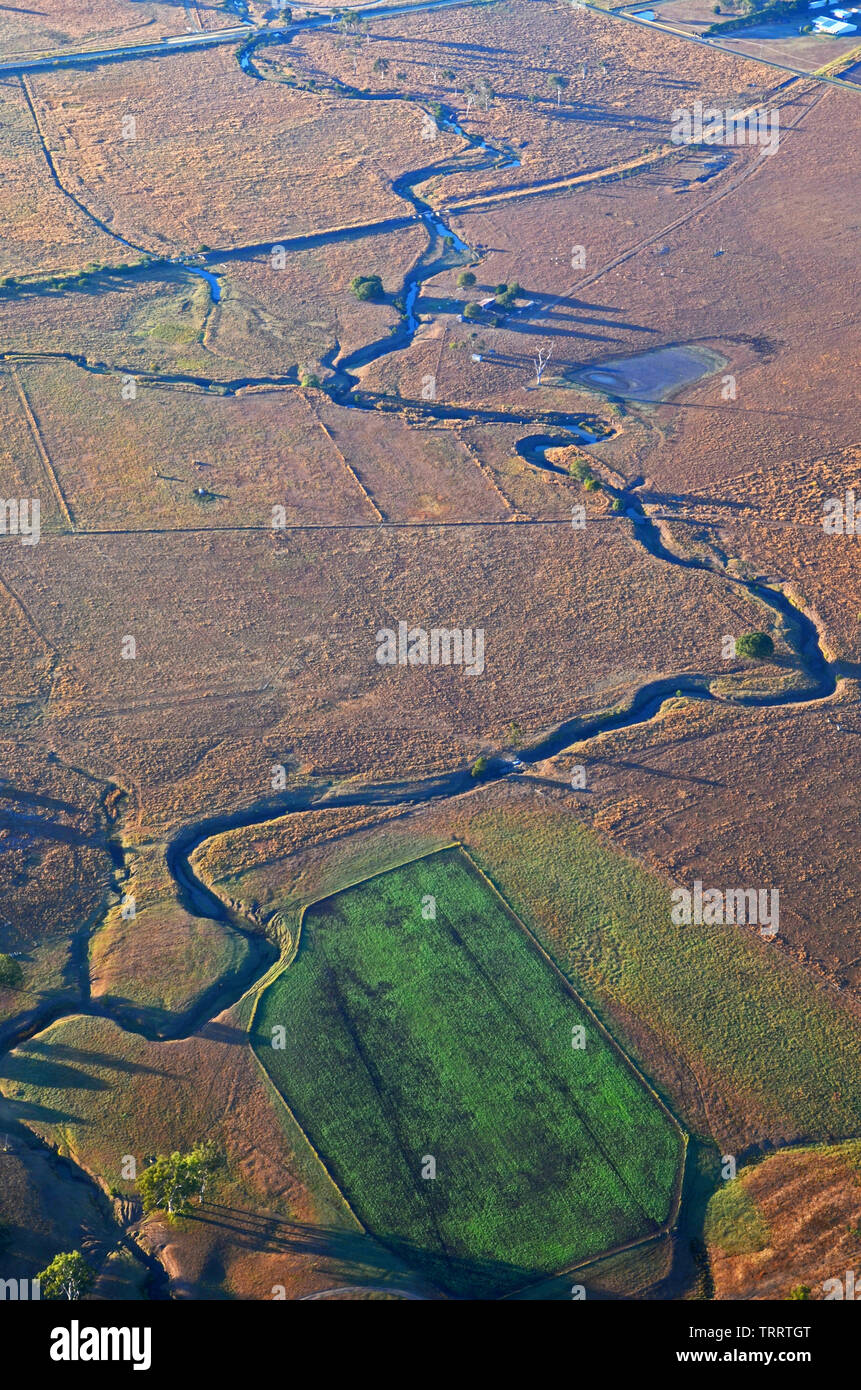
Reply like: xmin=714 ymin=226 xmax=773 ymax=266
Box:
xmin=192 ymin=1203 xmax=557 ymax=1299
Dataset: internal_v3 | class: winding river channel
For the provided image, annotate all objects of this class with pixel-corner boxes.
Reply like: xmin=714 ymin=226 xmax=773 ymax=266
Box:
xmin=2 ymin=12 xmax=841 ymax=1049
xmin=0 ymin=7 xmax=846 ymax=1299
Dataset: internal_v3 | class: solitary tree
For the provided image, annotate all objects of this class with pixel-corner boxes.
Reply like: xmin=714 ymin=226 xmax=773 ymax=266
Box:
xmin=568 ymin=457 xmax=593 ymax=483
xmin=350 ymin=274 xmax=384 ymax=301
xmin=475 ymin=76 xmax=495 ymax=111
xmin=548 ymin=74 xmax=567 ymax=107
xmin=533 ymin=344 xmax=553 ymax=384
xmin=736 ymin=631 xmax=774 ymax=660
xmin=38 ymin=1251 xmax=95 ymax=1301
xmin=138 ymin=1144 xmax=218 ymax=1222
xmin=457 ymin=270 xmax=476 ymax=288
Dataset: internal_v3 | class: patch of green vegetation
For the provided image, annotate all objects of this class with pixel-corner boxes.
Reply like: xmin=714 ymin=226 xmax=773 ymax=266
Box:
xmin=736 ymin=631 xmax=775 ymax=660
xmin=494 ymin=280 xmax=521 ymax=309
xmin=350 ymin=274 xmax=384 ymax=302
xmin=0 ymin=954 xmax=23 ymax=989
xmin=456 ymin=807 xmax=861 ymax=1142
xmin=704 ymin=1179 xmax=770 ymax=1255
xmin=148 ymin=322 xmax=198 ymax=345
xmin=253 ymin=848 xmax=683 ymax=1297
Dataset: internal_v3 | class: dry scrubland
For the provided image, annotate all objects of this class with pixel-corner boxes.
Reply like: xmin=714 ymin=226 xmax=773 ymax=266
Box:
xmin=0 ymin=521 xmax=774 ymax=828
xmin=658 ymin=447 xmax=861 ymax=663
xmin=0 ymin=748 xmax=117 ymax=1038
xmin=0 ymin=0 xmax=856 ymax=1302
xmin=0 ymin=270 xmax=242 ymax=380
xmin=24 ymin=49 xmax=457 ymax=254
xmin=205 ymin=223 xmax=428 ymax=375
xmin=0 ymin=222 xmax=426 ymax=382
xmin=88 ymin=898 xmax=251 ymax=1036
xmin=706 ymin=1141 xmax=861 ymax=1300
xmin=4 ymin=357 xmax=516 ymax=529
xmin=542 ymin=684 xmax=861 ymax=994
xmin=0 ymin=1125 xmax=123 ymax=1293
xmin=372 ymin=162 xmax=754 ymax=409
xmin=364 ymin=76 xmax=858 ymax=502
xmin=0 ymin=80 xmax=124 ymax=278
xmin=290 ymin=0 xmax=768 ymax=197
xmin=9 ymin=362 xmax=386 ymax=530
xmin=0 ymin=1 xmax=195 ymax=57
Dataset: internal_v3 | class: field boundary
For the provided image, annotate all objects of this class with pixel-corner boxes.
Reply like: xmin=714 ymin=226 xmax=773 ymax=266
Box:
xmin=456 ymin=843 xmax=689 ymax=1230
xmin=249 ymin=841 xmax=688 ymax=1295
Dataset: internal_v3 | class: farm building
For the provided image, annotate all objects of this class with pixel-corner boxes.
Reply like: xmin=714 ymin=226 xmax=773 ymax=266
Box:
xmin=813 ymin=15 xmax=857 ymax=29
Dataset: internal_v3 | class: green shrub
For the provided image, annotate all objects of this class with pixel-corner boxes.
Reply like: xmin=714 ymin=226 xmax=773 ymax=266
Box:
xmin=736 ymin=631 xmax=774 ymax=660
xmin=350 ymin=274 xmax=384 ymax=301
xmin=0 ymin=954 xmax=22 ymax=989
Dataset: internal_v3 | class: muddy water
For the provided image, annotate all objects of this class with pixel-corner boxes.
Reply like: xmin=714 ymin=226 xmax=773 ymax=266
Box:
xmin=570 ymin=344 xmax=727 ymax=402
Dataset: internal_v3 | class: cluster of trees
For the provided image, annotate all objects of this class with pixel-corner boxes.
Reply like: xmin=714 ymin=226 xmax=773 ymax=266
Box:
xmin=32 ymin=1145 xmax=220 ymax=1300
xmin=736 ymin=632 xmax=775 ymax=661
xmin=350 ymin=273 xmax=384 ymax=301
xmin=464 ymin=76 xmax=495 ymax=115
xmin=548 ymin=74 xmax=568 ymax=107
xmin=494 ymin=280 xmax=520 ymax=309
xmin=459 ymin=277 xmax=522 ymax=323
xmin=0 ymin=257 xmax=151 ymax=297
xmin=569 ymin=457 xmax=601 ymax=491
xmin=138 ymin=1143 xmax=219 ymax=1220
xmin=704 ymin=0 xmax=807 ymax=31
xmin=0 ymin=954 xmax=22 ymax=989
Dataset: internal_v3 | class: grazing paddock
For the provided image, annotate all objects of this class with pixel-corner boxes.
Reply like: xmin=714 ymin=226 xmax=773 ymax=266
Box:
xmin=253 ymin=846 xmax=684 ymax=1297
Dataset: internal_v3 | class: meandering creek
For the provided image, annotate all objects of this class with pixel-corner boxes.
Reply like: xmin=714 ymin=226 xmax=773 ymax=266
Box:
xmin=0 ymin=11 xmax=845 ymax=1299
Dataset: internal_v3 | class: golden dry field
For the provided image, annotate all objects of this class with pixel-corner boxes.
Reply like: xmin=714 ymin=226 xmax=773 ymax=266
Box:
xmin=0 ymin=0 xmax=857 ymax=1320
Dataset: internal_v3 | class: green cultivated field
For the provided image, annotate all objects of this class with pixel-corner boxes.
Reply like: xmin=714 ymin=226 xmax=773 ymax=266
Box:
xmin=253 ymin=847 xmax=684 ymax=1297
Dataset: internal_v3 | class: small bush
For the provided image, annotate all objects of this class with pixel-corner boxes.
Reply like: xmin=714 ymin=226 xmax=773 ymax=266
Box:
xmin=349 ymin=274 xmax=384 ymax=301
xmin=736 ymin=631 xmax=774 ymax=660
xmin=0 ymin=954 xmax=22 ymax=990
xmin=470 ymin=756 xmax=488 ymax=778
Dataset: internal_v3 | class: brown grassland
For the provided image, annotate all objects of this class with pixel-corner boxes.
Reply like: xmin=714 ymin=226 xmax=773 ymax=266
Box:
xmin=0 ymin=0 xmax=857 ymax=1301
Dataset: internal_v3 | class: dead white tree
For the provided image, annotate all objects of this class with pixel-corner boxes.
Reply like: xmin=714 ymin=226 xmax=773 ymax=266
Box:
xmin=533 ymin=344 xmax=553 ymax=385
